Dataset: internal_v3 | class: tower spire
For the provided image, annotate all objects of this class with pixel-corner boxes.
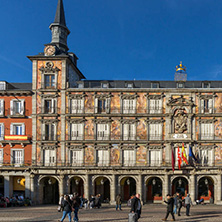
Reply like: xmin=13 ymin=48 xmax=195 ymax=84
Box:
xmin=49 ymin=0 xmax=70 ymax=53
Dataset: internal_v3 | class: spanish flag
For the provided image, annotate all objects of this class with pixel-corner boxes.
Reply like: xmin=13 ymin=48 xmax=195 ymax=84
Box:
xmin=182 ymin=143 xmax=188 ymax=165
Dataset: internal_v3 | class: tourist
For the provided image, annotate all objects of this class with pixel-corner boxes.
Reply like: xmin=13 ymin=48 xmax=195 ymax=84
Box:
xmin=177 ymin=193 xmax=183 ymax=216
xmin=95 ymin=194 xmax=101 ymax=208
xmin=72 ymin=192 xmax=81 ymax=222
xmin=173 ymin=193 xmax=178 ymax=214
xmin=184 ymin=194 xmax=192 ymax=216
xmin=115 ymin=194 xmax=122 ymax=211
xmin=59 ymin=195 xmax=72 ymax=222
xmin=130 ymin=193 xmax=142 ymax=220
xmin=58 ymin=194 xmax=64 ymax=212
xmin=89 ymin=195 xmax=95 ymax=209
xmin=162 ymin=194 xmax=175 ymax=221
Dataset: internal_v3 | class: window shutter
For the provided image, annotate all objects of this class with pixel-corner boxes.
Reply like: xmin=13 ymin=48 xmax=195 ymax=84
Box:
xmin=150 ymin=100 xmax=155 ymax=114
xmin=1 ymin=124 xmax=4 ymax=140
xmin=51 ymin=99 xmax=55 ymax=113
xmin=80 ymin=99 xmax=84 ymax=113
xmin=200 ymin=99 xmax=204 ymax=113
xmin=20 ymin=100 xmax=24 ymax=115
xmin=10 ymin=124 xmax=13 ymax=135
xmin=10 ymin=100 xmax=14 ymax=115
xmin=94 ymin=98 xmax=98 ymax=113
xmin=72 ymin=99 xmax=77 ymax=114
xmin=133 ymin=99 xmax=136 ymax=113
xmin=0 ymin=100 xmax=3 ymax=115
xmin=123 ymin=124 xmax=129 ymax=140
xmin=22 ymin=124 xmax=25 ymax=135
xmin=130 ymin=124 xmax=136 ymax=139
xmin=209 ymin=99 xmax=213 ymax=113
xmin=106 ymin=98 xmax=110 ymax=114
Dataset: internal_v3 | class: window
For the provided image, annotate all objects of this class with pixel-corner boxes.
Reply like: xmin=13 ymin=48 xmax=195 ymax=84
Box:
xmin=123 ymin=123 xmax=136 ymax=140
xmin=0 ymin=81 xmax=6 ymax=90
xmin=123 ymin=150 xmax=135 ymax=166
xmin=198 ymin=149 xmax=213 ymax=166
xmin=0 ymin=149 xmax=3 ymax=165
xmin=98 ymin=99 xmax=106 ymax=113
xmin=97 ymin=124 xmax=109 ymax=140
xmin=70 ymin=123 xmax=83 ymax=140
xmin=70 ymin=99 xmax=84 ymax=114
xmin=0 ymin=124 xmax=4 ymax=140
xmin=202 ymin=82 xmax=210 ymax=88
xmin=95 ymin=97 xmax=110 ymax=114
xmin=70 ymin=150 xmax=83 ymax=166
xmin=12 ymin=150 xmax=23 ymax=166
xmin=10 ymin=100 xmax=24 ymax=115
xmin=200 ymin=98 xmax=213 ymax=113
xmin=43 ymin=124 xmax=56 ymax=141
xmin=149 ymin=123 xmax=162 ymax=140
xmin=149 ymin=99 xmax=162 ymax=114
xmin=44 ymin=74 xmax=55 ymax=88
xmin=43 ymin=149 xmax=56 ymax=166
xmin=101 ymin=83 xmax=109 ymax=88
xmin=200 ymin=123 xmax=214 ymax=140
xmin=0 ymin=100 xmax=4 ymax=115
xmin=177 ymin=82 xmax=184 ymax=88
xmin=149 ymin=150 xmax=161 ymax=166
xmin=44 ymin=99 xmax=56 ymax=114
xmin=10 ymin=123 xmax=25 ymax=135
xmin=97 ymin=149 xmax=109 ymax=166
xmin=126 ymin=83 xmax=133 ymax=88
xmin=78 ymin=83 xmax=84 ymax=88
xmin=122 ymin=99 xmax=136 ymax=114
xmin=151 ymin=82 xmax=159 ymax=88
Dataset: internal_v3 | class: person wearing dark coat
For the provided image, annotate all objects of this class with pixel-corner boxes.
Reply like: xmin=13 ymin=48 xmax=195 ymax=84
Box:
xmin=177 ymin=194 xmax=183 ymax=216
xmin=116 ymin=194 xmax=122 ymax=211
xmin=162 ymin=194 xmax=175 ymax=221
xmin=59 ymin=195 xmax=72 ymax=222
xmin=72 ymin=193 xmax=81 ymax=222
xmin=130 ymin=193 xmax=142 ymax=220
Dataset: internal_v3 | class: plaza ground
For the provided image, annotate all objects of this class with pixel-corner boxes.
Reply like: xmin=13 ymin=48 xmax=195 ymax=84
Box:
xmin=0 ymin=204 xmax=222 ymax=222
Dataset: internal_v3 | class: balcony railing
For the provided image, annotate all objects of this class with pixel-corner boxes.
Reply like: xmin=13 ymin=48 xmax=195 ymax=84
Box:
xmin=68 ymin=107 xmax=84 ymax=114
xmin=7 ymin=108 xmax=30 ymax=116
xmin=69 ymin=134 xmax=84 ymax=140
xmin=40 ymin=106 xmax=60 ymax=114
xmin=97 ymin=133 xmax=109 ymax=140
xmin=38 ymin=134 xmax=58 ymax=141
xmin=123 ymin=134 xmax=136 ymax=140
xmin=149 ymin=134 xmax=162 ymax=140
xmin=199 ymin=134 xmax=214 ymax=140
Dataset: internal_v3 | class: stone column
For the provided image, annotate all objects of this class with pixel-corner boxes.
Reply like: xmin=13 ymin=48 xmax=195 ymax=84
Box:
xmin=163 ymin=174 xmax=169 ymax=198
xmin=30 ymin=174 xmax=35 ymax=204
xmin=84 ymin=174 xmax=90 ymax=201
xmin=217 ymin=174 xmax=222 ymax=203
xmin=110 ymin=174 xmax=116 ymax=205
xmin=136 ymin=174 xmax=142 ymax=199
xmin=4 ymin=175 xmax=12 ymax=197
xmin=189 ymin=175 xmax=195 ymax=202
xmin=25 ymin=175 xmax=31 ymax=198
xmin=165 ymin=143 xmax=171 ymax=166
xmin=59 ymin=175 xmax=64 ymax=196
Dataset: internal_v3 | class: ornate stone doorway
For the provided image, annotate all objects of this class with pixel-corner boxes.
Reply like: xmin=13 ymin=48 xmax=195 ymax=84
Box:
xmin=172 ymin=177 xmax=188 ymax=197
xmin=146 ymin=177 xmax=162 ymax=203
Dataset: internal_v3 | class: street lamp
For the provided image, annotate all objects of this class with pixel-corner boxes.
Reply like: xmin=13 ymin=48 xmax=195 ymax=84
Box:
xmin=126 ymin=179 xmax=130 ymax=185
xmin=75 ymin=179 xmax=79 ymax=185
xmin=48 ymin=179 xmax=52 ymax=185
xmin=178 ymin=178 xmax=182 ymax=187
xmin=101 ymin=179 xmax=104 ymax=185
xmin=205 ymin=178 xmax=208 ymax=185
xmin=152 ymin=179 xmax=156 ymax=186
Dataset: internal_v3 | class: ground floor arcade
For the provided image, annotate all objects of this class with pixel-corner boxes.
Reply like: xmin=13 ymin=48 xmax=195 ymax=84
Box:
xmin=1 ymin=168 xmax=222 ymax=205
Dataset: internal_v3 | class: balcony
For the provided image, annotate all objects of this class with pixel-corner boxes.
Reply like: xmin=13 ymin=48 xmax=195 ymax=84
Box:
xmin=68 ymin=107 xmax=84 ymax=114
xmin=123 ymin=134 xmax=136 ymax=141
xmin=69 ymin=134 xmax=84 ymax=140
xmin=149 ymin=134 xmax=162 ymax=140
xmin=39 ymin=107 xmax=60 ymax=115
xmin=7 ymin=108 xmax=30 ymax=117
xmin=38 ymin=134 xmax=58 ymax=141
xmin=97 ymin=133 xmax=109 ymax=140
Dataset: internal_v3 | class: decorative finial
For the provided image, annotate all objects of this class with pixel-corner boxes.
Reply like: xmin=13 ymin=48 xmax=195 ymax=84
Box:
xmin=175 ymin=61 xmax=187 ymax=72
xmin=174 ymin=61 xmax=187 ymax=82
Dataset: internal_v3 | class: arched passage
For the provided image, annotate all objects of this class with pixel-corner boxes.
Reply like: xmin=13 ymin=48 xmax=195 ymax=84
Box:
xmin=40 ymin=177 xmax=59 ymax=204
xmin=94 ymin=176 xmax=110 ymax=202
xmin=70 ymin=177 xmax=84 ymax=197
xmin=0 ymin=176 xmax=4 ymax=196
xmin=120 ymin=177 xmax=136 ymax=201
xmin=172 ymin=177 xmax=188 ymax=197
xmin=198 ymin=177 xmax=214 ymax=203
xmin=146 ymin=177 xmax=162 ymax=203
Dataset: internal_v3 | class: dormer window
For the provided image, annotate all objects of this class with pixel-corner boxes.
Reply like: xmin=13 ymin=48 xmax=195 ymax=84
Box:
xmin=126 ymin=83 xmax=134 ymax=88
xmin=78 ymin=82 xmax=84 ymax=88
xmin=202 ymin=82 xmax=210 ymax=88
xmin=0 ymin=81 xmax=6 ymax=90
xmin=151 ymin=82 xmax=159 ymax=88
xmin=177 ymin=82 xmax=184 ymax=88
xmin=101 ymin=83 xmax=109 ymax=88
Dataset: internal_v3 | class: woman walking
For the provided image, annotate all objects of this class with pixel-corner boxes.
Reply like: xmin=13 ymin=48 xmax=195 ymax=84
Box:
xmin=59 ymin=195 xmax=72 ymax=222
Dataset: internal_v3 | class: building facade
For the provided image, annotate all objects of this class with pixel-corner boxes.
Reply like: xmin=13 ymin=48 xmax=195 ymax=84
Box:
xmin=1 ymin=0 xmax=222 ymax=205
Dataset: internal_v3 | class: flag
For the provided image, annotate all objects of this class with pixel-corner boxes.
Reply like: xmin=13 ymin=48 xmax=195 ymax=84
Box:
xmin=189 ymin=145 xmax=197 ymax=164
xmin=181 ymin=143 xmax=188 ymax=164
xmin=172 ymin=148 xmax=175 ymax=171
xmin=177 ymin=146 xmax=182 ymax=170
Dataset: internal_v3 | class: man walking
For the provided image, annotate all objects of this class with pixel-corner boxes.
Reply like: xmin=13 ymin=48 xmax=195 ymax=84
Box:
xmin=177 ymin=193 xmax=183 ymax=216
xmin=162 ymin=194 xmax=175 ymax=221
xmin=115 ymin=194 xmax=122 ymax=211
xmin=130 ymin=193 xmax=142 ymax=220
xmin=184 ymin=194 xmax=192 ymax=216
xmin=72 ymin=192 xmax=81 ymax=222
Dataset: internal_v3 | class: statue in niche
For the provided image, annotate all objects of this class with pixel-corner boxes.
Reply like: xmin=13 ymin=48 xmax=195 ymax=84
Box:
xmin=174 ymin=108 xmax=188 ymax=133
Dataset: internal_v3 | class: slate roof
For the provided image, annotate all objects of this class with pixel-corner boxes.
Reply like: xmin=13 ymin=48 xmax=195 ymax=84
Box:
xmin=7 ymin=83 xmax=32 ymax=91
xmin=54 ymin=0 xmax=66 ymax=26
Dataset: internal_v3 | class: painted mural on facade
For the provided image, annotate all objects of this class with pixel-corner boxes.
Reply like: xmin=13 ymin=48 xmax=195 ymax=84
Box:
xmin=136 ymin=145 xmax=147 ymax=165
xmin=84 ymin=146 xmax=94 ymax=165
xmin=85 ymin=93 xmax=94 ymax=113
xmin=137 ymin=118 xmax=147 ymax=140
xmin=137 ymin=93 xmax=147 ymax=113
xmin=110 ymin=145 xmax=120 ymax=165
xmin=215 ymin=144 xmax=222 ymax=165
xmin=215 ymin=118 xmax=222 ymax=139
xmin=215 ymin=93 xmax=222 ymax=113
xmin=85 ymin=118 xmax=94 ymax=140
xmin=110 ymin=93 xmax=120 ymax=113
xmin=111 ymin=118 xmax=121 ymax=140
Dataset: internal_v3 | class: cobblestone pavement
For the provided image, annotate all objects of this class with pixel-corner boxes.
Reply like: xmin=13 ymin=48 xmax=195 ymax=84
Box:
xmin=0 ymin=204 xmax=222 ymax=222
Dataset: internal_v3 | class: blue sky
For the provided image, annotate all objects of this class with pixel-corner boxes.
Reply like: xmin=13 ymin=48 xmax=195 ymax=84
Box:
xmin=1 ymin=0 xmax=222 ymax=82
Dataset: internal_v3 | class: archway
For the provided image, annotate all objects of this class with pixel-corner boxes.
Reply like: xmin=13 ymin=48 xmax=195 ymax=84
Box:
xmin=146 ymin=177 xmax=162 ymax=203
xmin=40 ymin=177 xmax=59 ymax=204
xmin=94 ymin=177 xmax=110 ymax=202
xmin=198 ymin=177 xmax=214 ymax=203
xmin=0 ymin=176 xmax=4 ymax=196
xmin=13 ymin=176 xmax=25 ymax=197
xmin=120 ymin=177 xmax=136 ymax=201
xmin=172 ymin=177 xmax=188 ymax=197
xmin=70 ymin=177 xmax=84 ymax=197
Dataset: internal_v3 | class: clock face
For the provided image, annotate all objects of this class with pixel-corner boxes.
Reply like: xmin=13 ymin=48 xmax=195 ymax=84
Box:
xmin=44 ymin=45 xmax=56 ymax=56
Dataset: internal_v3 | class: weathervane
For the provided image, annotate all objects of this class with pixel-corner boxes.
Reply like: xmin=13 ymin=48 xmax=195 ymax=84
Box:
xmin=174 ymin=61 xmax=187 ymax=82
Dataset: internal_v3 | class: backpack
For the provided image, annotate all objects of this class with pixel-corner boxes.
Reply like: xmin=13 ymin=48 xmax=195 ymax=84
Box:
xmin=127 ymin=198 xmax=132 ymax=207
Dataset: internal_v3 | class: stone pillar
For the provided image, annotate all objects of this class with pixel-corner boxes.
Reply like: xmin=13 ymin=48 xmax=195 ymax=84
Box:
xmin=136 ymin=174 xmax=142 ymax=198
xmin=25 ymin=175 xmax=31 ymax=198
xmin=110 ymin=174 xmax=116 ymax=205
xmin=84 ymin=174 xmax=90 ymax=201
xmin=4 ymin=175 xmax=12 ymax=197
xmin=163 ymin=174 xmax=169 ymax=198
xmin=165 ymin=143 xmax=171 ymax=166
xmin=189 ymin=175 xmax=195 ymax=202
xmin=59 ymin=175 xmax=64 ymax=196
xmin=30 ymin=174 xmax=35 ymax=204
xmin=217 ymin=174 xmax=222 ymax=203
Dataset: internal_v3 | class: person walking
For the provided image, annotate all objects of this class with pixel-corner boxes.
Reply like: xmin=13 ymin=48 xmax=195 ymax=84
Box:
xmin=173 ymin=193 xmax=178 ymax=214
xmin=58 ymin=194 xmax=64 ymax=212
xmin=184 ymin=194 xmax=192 ymax=216
xmin=162 ymin=194 xmax=175 ymax=221
xmin=72 ymin=192 xmax=81 ymax=222
xmin=130 ymin=193 xmax=142 ymax=220
xmin=59 ymin=195 xmax=72 ymax=222
xmin=177 ymin=194 xmax=183 ymax=216
xmin=116 ymin=194 xmax=122 ymax=211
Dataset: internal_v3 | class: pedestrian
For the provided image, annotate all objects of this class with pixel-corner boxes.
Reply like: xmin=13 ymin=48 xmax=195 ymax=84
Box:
xmin=95 ymin=194 xmax=101 ymax=208
xmin=184 ymin=194 xmax=192 ymax=216
xmin=162 ymin=194 xmax=175 ymax=221
xmin=58 ymin=194 xmax=64 ymax=212
xmin=130 ymin=193 xmax=142 ymax=220
xmin=115 ymin=194 xmax=122 ymax=211
xmin=89 ymin=195 xmax=95 ymax=209
xmin=173 ymin=193 xmax=178 ymax=214
xmin=72 ymin=192 xmax=81 ymax=222
xmin=177 ymin=193 xmax=183 ymax=216
xmin=58 ymin=195 xmax=72 ymax=222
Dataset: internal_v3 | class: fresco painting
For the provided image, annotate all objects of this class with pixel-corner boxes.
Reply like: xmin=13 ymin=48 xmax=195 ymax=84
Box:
xmin=110 ymin=93 xmax=120 ymax=113
xmin=215 ymin=118 xmax=222 ymax=139
xmin=136 ymin=145 xmax=147 ymax=165
xmin=137 ymin=93 xmax=146 ymax=113
xmin=85 ymin=93 xmax=94 ymax=113
xmin=215 ymin=93 xmax=222 ymax=113
xmin=137 ymin=118 xmax=147 ymax=140
xmin=85 ymin=118 xmax=94 ymax=140
xmin=84 ymin=146 xmax=94 ymax=164
xmin=215 ymin=144 xmax=222 ymax=165
xmin=111 ymin=118 xmax=121 ymax=140
xmin=110 ymin=145 xmax=120 ymax=165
